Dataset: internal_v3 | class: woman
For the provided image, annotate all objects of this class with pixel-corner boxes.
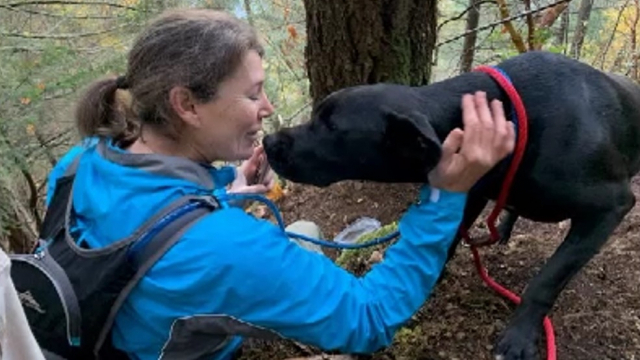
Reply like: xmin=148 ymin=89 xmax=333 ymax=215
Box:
xmin=47 ymin=8 xmax=514 ymax=360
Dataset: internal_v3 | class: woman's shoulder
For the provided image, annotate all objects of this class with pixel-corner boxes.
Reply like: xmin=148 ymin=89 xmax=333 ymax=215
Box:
xmin=45 ymin=137 xmax=100 ymax=206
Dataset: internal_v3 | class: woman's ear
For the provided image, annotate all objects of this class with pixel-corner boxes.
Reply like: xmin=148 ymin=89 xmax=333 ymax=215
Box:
xmin=169 ymin=86 xmax=202 ymax=128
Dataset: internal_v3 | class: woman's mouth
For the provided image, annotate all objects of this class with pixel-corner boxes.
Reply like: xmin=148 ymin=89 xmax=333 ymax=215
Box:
xmin=247 ymin=130 xmax=262 ymax=142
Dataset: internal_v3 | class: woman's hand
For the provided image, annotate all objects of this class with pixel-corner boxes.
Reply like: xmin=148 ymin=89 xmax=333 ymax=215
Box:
xmin=428 ymin=91 xmax=516 ymax=193
xmin=228 ymin=145 xmax=276 ymax=194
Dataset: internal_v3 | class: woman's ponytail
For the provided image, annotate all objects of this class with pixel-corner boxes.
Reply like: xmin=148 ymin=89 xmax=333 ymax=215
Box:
xmin=74 ymin=76 xmax=139 ymax=147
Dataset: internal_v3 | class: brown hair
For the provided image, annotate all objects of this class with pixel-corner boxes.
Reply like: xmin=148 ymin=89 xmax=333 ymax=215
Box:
xmin=75 ymin=9 xmax=264 ymax=147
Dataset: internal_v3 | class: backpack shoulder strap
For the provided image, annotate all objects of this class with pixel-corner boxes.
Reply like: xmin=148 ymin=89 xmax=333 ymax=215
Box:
xmin=129 ymin=195 xmax=219 ymax=266
xmin=37 ymin=154 xmax=83 ymax=251
xmin=93 ymin=195 xmax=220 ymax=357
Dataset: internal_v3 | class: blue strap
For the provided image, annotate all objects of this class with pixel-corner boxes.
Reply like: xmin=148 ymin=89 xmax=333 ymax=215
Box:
xmin=127 ymin=198 xmax=217 ymax=266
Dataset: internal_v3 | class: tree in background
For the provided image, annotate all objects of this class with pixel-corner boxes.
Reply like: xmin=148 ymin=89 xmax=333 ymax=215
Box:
xmin=302 ymin=0 xmax=437 ymax=105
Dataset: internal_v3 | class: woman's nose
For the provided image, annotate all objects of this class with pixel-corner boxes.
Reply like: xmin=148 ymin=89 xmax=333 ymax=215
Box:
xmin=259 ymin=92 xmax=275 ymax=119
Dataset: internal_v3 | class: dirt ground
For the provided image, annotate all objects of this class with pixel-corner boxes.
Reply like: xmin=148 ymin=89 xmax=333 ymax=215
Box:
xmin=239 ymin=177 xmax=640 ymax=360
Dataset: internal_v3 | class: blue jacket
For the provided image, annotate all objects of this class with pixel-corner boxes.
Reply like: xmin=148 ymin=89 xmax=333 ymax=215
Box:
xmin=46 ymin=137 xmax=467 ymax=360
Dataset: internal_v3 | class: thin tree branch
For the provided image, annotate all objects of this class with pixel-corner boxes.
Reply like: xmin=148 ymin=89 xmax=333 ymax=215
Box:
xmin=243 ymin=0 xmax=254 ymax=26
xmin=0 ymin=4 xmax=126 ymax=19
xmin=495 ymin=0 xmax=527 ymax=52
xmin=460 ymin=0 xmax=483 ymax=73
xmin=437 ymin=0 xmax=496 ymax=32
xmin=523 ymin=0 xmax=536 ymax=50
xmin=0 ymin=126 xmax=42 ymax=230
xmin=34 ymin=108 xmax=59 ymax=168
xmin=25 ymin=127 xmax=74 ymax=162
xmin=537 ymin=1 xmax=570 ymax=28
xmin=283 ymin=101 xmax=311 ymax=124
xmin=1 ymin=23 xmax=132 ymax=39
xmin=570 ymin=0 xmax=594 ymax=60
xmin=3 ymin=0 xmax=137 ymax=11
xmin=0 ymin=46 xmax=44 ymax=52
xmin=261 ymin=35 xmax=302 ymax=82
xmin=629 ymin=0 xmax=640 ymax=80
xmin=596 ymin=0 xmax=630 ymax=69
xmin=22 ymin=167 xmax=42 ymax=229
xmin=437 ymin=0 xmax=573 ymax=48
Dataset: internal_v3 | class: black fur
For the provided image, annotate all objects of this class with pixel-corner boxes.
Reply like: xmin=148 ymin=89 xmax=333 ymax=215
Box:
xmin=262 ymin=51 xmax=640 ymax=360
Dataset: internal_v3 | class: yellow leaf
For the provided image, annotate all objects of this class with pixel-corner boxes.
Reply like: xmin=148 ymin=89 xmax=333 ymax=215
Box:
xmin=36 ymin=82 xmax=45 ymax=91
xmin=265 ymin=182 xmax=285 ymax=202
xmin=26 ymin=124 xmax=36 ymax=136
xmin=20 ymin=97 xmax=31 ymax=105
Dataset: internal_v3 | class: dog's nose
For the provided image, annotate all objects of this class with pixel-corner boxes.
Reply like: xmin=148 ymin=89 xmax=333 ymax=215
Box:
xmin=263 ymin=133 xmax=293 ymax=160
xmin=262 ymin=134 xmax=274 ymax=151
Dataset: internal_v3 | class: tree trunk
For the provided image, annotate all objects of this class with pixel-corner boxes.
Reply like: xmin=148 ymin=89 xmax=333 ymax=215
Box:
xmin=629 ymin=0 xmax=640 ymax=80
xmin=555 ymin=5 xmax=570 ymax=50
xmin=302 ymin=0 xmax=437 ymax=105
xmin=243 ymin=0 xmax=254 ymax=26
xmin=459 ymin=0 xmax=481 ymax=73
xmin=570 ymin=0 xmax=593 ymax=60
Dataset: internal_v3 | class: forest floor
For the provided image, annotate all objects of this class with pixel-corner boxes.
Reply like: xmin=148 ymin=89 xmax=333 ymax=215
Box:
xmin=239 ymin=176 xmax=640 ymax=360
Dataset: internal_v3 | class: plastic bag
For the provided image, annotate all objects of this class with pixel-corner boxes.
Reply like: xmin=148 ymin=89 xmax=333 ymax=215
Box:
xmin=333 ymin=217 xmax=382 ymax=244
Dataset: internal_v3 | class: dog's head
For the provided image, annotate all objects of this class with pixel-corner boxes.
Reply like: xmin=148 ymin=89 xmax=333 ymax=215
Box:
xmin=262 ymin=84 xmax=442 ymax=187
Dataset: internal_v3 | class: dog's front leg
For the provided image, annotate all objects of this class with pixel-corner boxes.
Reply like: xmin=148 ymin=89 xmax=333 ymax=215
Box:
xmin=494 ymin=188 xmax=636 ymax=360
xmin=449 ymin=194 xmax=488 ymax=261
xmin=437 ymin=195 xmax=489 ymax=285
xmin=497 ymin=210 xmax=519 ymax=245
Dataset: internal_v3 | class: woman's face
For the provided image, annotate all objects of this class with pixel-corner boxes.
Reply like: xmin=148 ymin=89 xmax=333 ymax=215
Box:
xmin=187 ymin=50 xmax=274 ymax=162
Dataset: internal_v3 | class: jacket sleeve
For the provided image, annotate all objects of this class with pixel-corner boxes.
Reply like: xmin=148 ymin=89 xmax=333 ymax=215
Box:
xmin=177 ymin=185 xmax=467 ymax=354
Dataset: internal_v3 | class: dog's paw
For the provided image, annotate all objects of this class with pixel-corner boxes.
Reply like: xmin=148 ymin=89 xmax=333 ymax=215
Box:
xmin=494 ymin=327 xmax=540 ymax=360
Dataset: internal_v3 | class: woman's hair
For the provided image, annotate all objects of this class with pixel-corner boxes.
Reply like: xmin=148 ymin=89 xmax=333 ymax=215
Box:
xmin=75 ymin=9 xmax=264 ymax=147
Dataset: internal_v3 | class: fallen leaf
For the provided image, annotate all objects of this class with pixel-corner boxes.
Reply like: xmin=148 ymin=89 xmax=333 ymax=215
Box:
xmin=266 ymin=182 xmax=285 ymax=202
xmin=287 ymin=24 xmax=298 ymax=40
xmin=26 ymin=124 xmax=35 ymax=136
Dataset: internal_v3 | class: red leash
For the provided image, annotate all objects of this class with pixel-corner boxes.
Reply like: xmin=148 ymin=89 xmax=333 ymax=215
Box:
xmin=460 ymin=65 xmax=556 ymax=360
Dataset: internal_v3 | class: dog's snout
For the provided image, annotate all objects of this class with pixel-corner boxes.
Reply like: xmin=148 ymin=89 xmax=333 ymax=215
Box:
xmin=263 ymin=132 xmax=294 ymax=161
xmin=262 ymin=134 xmax=275 ymax=152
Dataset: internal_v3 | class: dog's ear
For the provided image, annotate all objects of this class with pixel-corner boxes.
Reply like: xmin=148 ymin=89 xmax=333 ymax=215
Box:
xmin=382 ymin=108 xmax=442 ymax=166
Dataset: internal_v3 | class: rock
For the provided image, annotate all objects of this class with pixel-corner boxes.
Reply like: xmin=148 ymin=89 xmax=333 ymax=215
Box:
xmin=368 ymin=250 xmax=383 ymax=264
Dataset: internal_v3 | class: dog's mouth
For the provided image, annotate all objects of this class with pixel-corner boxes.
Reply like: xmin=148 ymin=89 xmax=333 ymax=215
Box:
xmin=262 ymin=131 xmax=349 ymax=187
xmin=304 ymin=175 xmax=335 ymax=187
xmin=268 ymin=162 xmax=336 ymax=187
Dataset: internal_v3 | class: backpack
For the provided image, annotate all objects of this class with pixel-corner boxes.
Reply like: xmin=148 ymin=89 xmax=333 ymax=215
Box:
xmin=9 ymin=156 xmax=220 ymax=359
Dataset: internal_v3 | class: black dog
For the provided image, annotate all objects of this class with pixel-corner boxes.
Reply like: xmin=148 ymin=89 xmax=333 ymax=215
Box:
xmin=262 ymin=51 xmax=640 ymax=360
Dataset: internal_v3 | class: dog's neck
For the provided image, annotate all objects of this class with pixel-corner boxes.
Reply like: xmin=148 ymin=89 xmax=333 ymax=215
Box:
xmin=414 ymin=71 xmax=510 ymax=142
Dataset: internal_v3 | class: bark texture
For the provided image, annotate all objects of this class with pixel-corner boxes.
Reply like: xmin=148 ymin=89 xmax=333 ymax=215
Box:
xmin=302 ymin=0 xmax=437 ymax=105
